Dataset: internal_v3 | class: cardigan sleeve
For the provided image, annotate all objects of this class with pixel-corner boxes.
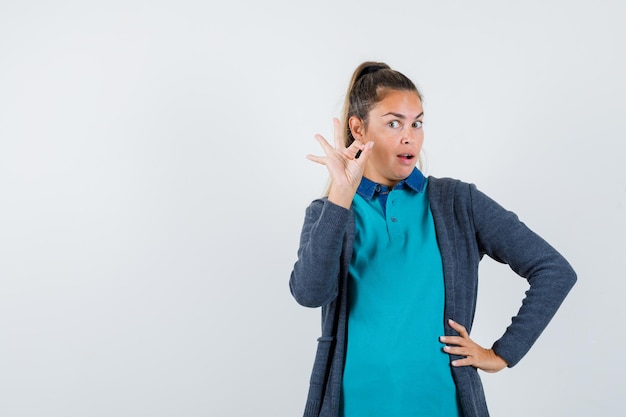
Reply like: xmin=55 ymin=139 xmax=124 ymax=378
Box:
xmin=289 ymin=198 xmax=353 ymax=308
xmin=468 ymin=184 xmax=577 ymax=367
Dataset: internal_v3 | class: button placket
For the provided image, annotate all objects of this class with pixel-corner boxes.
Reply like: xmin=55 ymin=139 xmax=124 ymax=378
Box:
xmin=386 ymin=192 xmax=403 ymax=242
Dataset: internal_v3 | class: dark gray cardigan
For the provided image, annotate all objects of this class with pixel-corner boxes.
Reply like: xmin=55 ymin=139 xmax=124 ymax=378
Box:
xmin=289 ymin=177 xmax=576 ymax=417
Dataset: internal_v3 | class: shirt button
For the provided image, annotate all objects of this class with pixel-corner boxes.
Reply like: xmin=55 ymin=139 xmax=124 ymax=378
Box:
xmin=391 ymin=217 xmax=397 ymax=222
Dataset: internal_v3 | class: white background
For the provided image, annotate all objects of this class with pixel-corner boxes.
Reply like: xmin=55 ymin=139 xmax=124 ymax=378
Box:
xmin=1 ymin=1 xmax=624 ymax=416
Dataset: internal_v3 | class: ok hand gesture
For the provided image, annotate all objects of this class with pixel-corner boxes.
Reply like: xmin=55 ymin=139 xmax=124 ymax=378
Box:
xmin=306 ymin=118 xmax=373 ymax=209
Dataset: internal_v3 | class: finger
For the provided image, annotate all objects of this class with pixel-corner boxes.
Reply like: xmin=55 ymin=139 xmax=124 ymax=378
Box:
xmin=313 ymin=133 xmax=336 ymax=155
xmin=354 ymin=141 xmax=374 ymax=164
xmin=306 ymin=154 xmax=327 ymax=165
xmin=450 ymin=357 xmax=475 ymax=368
xmin=332 ymin=117 xmax=344 ymax=150
xmin=439 ymin=336 xmax=468 ymax=347
xmin=448 ymin=319 xmax=469 ymax=338
xmin=343 ymin=139 xmax=364 ymax=159
xmin=443 ymin=345 xmax=471 ymax=356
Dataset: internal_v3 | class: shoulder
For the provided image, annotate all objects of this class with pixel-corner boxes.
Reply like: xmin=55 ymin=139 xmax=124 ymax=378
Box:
xmin=427 ymin=176 xmax=506 ymax=227
xmin=428 ymin=175 xmax=471 ymax=189
xmin=427 ymin=176 xmax=474 ymax=202
xmin=304 ymin=197 xmax=354 ymax=225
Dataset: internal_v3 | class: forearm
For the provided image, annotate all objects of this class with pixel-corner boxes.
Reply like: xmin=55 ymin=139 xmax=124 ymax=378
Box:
xmin=289 ymin=199 xmax=352 ymax=307
xmin=492 ymin=256 xmax=576 ymax=366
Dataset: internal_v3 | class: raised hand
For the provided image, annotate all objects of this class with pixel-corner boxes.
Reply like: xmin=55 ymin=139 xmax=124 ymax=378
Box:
xmin=440 ymin=319 xmax=508 ymax=373
xmin=306 ymin=118 xmax=373 ymax=208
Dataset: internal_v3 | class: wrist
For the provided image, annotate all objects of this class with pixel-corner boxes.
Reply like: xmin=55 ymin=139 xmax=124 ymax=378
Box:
xmin=328 ymin=187 xmax=356 ymax=209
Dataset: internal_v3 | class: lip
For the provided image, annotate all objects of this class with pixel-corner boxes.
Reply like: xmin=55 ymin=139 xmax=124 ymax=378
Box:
xmin=396 ymin=153 xmax=415 ymax=165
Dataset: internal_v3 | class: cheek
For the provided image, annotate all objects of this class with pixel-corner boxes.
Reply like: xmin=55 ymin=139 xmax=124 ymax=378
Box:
xmin=369 ymin=143 xmax=390 ymax=162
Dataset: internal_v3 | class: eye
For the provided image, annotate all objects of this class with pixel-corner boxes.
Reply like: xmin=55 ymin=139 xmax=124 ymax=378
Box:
xmin=412 ymin=120 xmax=423 ymax=129
xmin=388 ymin=120 xmax=401 ymax=129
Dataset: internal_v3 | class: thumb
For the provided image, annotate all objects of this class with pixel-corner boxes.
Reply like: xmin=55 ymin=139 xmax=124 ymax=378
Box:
xmin=356 ymin=141 xmax=374 ymax=164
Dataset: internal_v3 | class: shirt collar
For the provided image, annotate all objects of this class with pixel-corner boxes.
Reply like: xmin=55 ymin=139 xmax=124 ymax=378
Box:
xmin=356 ymin=168 xmax=427 ymax=200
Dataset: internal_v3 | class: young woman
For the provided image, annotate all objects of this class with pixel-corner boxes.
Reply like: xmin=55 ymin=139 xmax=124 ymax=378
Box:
xmin=289 ymin=61 xmax=576 ymax=417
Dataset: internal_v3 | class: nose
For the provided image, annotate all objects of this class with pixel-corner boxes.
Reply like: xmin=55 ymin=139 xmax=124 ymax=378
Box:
xmin=401 ymin=127 xmax=414 ymax=144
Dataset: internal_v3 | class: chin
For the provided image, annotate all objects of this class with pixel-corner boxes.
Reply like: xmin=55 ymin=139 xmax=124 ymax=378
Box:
xmin=398 ymin=167 xmax=415 ymax=178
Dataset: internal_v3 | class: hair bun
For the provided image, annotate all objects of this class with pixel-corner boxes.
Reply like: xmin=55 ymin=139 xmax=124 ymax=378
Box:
xmin=357 ymin=64 xmax=388 ymax=80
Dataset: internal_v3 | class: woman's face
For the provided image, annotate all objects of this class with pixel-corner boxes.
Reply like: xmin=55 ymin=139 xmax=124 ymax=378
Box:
xmin=350 ymin=89 xmax=424 ymax=187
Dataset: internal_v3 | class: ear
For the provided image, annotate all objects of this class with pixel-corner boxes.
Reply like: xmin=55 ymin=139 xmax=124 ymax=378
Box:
xmin=349 ymin=116 xmax=366 ymax=141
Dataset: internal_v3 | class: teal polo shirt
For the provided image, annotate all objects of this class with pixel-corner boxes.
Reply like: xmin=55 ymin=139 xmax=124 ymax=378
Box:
xmin=341 ymin=169 xmax=460 ymax=417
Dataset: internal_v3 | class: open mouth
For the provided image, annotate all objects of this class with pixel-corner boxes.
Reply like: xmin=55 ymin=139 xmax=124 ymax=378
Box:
xmin=397 ymin=153 xmax=415 ymax=161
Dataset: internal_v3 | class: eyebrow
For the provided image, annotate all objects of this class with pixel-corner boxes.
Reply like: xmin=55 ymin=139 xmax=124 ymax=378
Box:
xmin=381 ymin=111 xmax=424 ymax=120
